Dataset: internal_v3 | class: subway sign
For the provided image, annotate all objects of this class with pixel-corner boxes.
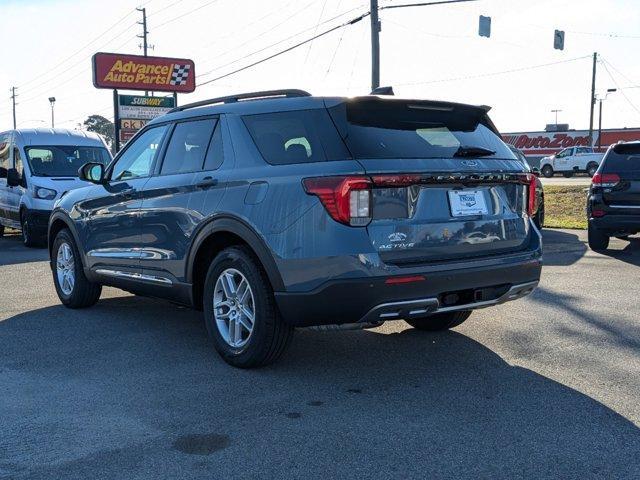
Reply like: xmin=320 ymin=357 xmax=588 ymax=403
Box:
xmin=92 ymin=52 xmax=196 ymax=93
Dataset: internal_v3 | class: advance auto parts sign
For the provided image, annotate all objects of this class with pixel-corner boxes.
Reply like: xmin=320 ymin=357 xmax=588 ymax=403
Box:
xmin=92 ymin=52 xmax=195 ymax=93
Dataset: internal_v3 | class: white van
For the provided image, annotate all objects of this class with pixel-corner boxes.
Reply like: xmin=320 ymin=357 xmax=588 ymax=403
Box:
xmin=0 ymin=129 xmax=112 ymax=247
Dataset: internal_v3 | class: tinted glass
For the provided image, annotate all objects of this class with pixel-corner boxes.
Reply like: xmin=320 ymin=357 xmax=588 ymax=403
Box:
xmin=604 ymin=144 xmax=640 ymax=172
xmin=328 ymin=100 xmax=515 ymax=160
xmin=203 ymin=122 xmax=224 ymax=171
xmin=14 ymin=148 xmax=23 ymax=177
xmin=243 ymin=109 xmax=351 ymax=165
xmin=0 ymin=134 xmax=9 ymax=178
xmin=25 ymin=146 xmax=111 ymax=177
xmin=161 ymin=119 xmax=217 ymax=175
xmin=112 ymin=125 xmax=168 ymax=181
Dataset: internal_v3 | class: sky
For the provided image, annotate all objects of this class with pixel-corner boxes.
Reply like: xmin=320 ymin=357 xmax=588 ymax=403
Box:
xmin=1 ymin=0 xmax=640 ymax=134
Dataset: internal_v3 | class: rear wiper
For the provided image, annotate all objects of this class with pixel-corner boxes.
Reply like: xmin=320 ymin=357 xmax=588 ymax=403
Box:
xmin=453 ymin=145 xmax=496 ymax=158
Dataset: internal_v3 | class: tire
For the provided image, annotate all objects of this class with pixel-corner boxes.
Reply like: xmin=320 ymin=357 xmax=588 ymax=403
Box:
xmin=588 ymin=223 xmax=610 ymax=251
xmin=21 ymin=210 xmax=43 ymax=248
xmin=615 ymin=235 xmax=630 ymax=241
xmin=587 ymin=163 xmax=598 ymax=177
xmin=562 ymin=171 xmax=574 ymax=178
xmin=52 ymin=229 xmax=102 ymax=308
xmin=203 ymin=246 xmax=294 ymax=368
xmin=405 ymin=310 xmax=472 ymax=331
xmin=541 ymin=165 xmax=554 ymax=178
xmin=0 ymin=225 xmax=4 ymax=238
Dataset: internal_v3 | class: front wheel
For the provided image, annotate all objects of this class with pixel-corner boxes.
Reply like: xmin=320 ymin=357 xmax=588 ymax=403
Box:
xmin=588 ymin=223 xmax=610 ymax=251
xmin=533 ymin=201 xmax=545 ymax=229
xmin=203 ymin=246 xmax=294 ymax=368
xmin=541 ymin=165 xmax=554 ymax=178
xmin=405 ymin=310 xmax=472 ymax=331
xmin=21 ymin=211 xmax=43 ymax=248
xmin=52 ymin=229 xmax=102 ymax=308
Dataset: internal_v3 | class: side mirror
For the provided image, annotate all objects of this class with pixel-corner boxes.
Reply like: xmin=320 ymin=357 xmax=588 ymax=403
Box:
xmin=7 ymin=168 xmax=21 ymax=187
xmin=531 ymin=167 xmax=541 ymax=177
xmin=78 ymin=162 xmax=105 ymax=184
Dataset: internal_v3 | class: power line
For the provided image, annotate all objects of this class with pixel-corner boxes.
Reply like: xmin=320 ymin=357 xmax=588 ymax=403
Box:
xmin=600 ymin=58 xmax=640 ymax=117
xmin=198 ymin=13 xmax=369 ymax=87
xmin=395 ymin=55 xmax=591 ymax=86
xmin=379 ymin=0 xmax=476 ymax=10
xmin=153 ymin=0 xmax=221 ymax=30
xmin=198 ymin=4 xmax=368 ymax=79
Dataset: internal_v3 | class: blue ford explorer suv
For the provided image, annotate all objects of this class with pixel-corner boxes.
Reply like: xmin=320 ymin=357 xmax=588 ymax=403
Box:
xmin=48 ymin=89 xmax=542 ymax=368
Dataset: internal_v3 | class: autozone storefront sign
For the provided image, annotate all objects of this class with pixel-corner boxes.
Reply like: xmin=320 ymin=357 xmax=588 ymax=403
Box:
xmin=92 ymin=52 xmax=195 ymax=93
xmin=503 ymin=128 xmax=640 ymax=156
xmin=502 ymin=132 xmax=590 ymax=154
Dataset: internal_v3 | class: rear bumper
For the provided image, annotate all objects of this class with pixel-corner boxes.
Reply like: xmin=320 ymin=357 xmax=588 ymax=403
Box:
xmin=275 ymin=249 xmax=542 ymax=327
xmin=590 ymin=215 xmax=640 ymax=234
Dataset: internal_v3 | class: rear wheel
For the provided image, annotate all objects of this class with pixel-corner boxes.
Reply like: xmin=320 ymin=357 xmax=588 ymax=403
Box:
xmin=588 ymin=223 xmax=610 ymax=251
xmin=533 ymin=200 xmax=545 ymax=229
xmin=52 ymin=229 xmax=102 ymax=308
xmin=406 ymin=310 xmax=472 ymax=331
xmin=587 ymin=162 xmax=598 ymax=177
xmin=203 ymin=246 xmax=294 ymax=368
xmin=541 ymin=165 xmax=554 ymax=178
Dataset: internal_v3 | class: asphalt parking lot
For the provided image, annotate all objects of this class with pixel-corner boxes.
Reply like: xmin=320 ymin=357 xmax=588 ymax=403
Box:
xmin=1 ymin=229 xmax=639 ymax=479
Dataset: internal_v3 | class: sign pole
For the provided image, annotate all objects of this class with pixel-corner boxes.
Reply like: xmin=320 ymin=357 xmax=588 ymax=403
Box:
xmin=113 ymin=89 xmax=120 ymax=153
xmin=173 ymin=92 xmax=178 ymax=107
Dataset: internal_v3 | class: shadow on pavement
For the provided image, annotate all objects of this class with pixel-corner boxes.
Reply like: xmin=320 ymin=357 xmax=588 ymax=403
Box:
xmin=0 ymin=232 xmax=48 ymax=267
xmin=600 ymin=236 xmax=640 ymax=267
xmin=0 ymin=296 xmax=638 ymax=479
xmin=540 ymin=229 xmax=587 ymax=266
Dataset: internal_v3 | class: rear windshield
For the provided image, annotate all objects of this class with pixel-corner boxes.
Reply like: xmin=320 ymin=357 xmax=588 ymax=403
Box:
xmin=604 ymin=144 xmax=640 ymax=172
xmin=242 ymin=109 xmax=351 ymax=165
xmin=25 ymin=145 xmax=111 ymax=177
xmin=328 ymin=99 xmax=515 ymax=160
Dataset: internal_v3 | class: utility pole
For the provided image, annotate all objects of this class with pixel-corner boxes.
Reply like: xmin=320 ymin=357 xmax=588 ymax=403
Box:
xmin=588 ymin=52 xmax=597 ymax=147
xmin=10 ymin=87 xmax=17 ymax=129
xmin=137 ymin=7 xmax=150 ymax=95
xmin=370 ymin=0 xmax=380 ymax=92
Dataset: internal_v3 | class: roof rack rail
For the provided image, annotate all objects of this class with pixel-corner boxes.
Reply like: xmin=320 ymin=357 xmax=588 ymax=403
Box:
xmin=168 ymin=89 xmax=312 ymax=113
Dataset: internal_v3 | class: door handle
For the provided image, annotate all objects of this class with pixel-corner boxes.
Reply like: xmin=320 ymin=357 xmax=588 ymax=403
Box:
xmin=195 ymin=177 xmax=218 ymax=189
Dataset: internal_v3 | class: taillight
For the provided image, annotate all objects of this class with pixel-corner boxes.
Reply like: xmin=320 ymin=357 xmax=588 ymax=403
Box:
xmin=517 ymin=173 xmax=538 ymax=217
xmin=592 ymin=173 xmax=620 ymax=188
xmin=303 ymin=176 xmax=372 ymax=226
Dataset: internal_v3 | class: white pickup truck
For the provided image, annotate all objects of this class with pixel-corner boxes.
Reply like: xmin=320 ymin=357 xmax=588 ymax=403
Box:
xmin=540 ymin=146 xmax=604 ymax=178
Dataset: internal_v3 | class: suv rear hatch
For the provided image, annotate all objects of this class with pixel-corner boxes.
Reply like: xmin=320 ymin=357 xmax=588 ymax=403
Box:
xmin=325 ymin=97 xmax=535 ymax=265
xmin=597 ymin=143 xmax=640 ymax=213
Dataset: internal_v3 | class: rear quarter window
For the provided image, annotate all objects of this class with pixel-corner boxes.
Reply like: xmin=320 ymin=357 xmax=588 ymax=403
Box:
xmin=604 ymin=144 xmax=640 ymax=172
xmin=242 ymin=109 xmax=351 ymax=165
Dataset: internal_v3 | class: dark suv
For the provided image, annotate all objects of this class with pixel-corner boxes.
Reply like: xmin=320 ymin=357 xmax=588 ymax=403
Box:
xmin=48 ymin=89 xmax=542 ymax=368
xmin=587 ymin=141 xmax=640 ymax=250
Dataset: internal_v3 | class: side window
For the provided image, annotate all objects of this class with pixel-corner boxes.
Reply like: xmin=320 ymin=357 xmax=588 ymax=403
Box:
xmin=556 ymin=148 xmax=568 ymax=158
xmin=0 ymin=134 xmax=9 ymax=178
xmin=14 ymin=147 xmax=23 ymax=177
xmin=161 ymin=119 xmax=217 ymax=175
xmin=111 ymin=125 xmax=168 ymax=181
xmin=203 ymin=122 xmax=224 ymax=171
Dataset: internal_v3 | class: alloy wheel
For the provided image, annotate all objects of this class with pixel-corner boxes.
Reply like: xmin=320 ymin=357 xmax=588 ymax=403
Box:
xmin=56 ymin=242 xmax=75 ymax=296
xmin=213 ymin=268 xmax=256 ymax=348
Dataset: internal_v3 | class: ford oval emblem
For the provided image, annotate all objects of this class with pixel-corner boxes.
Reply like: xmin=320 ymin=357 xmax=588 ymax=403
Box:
xmin=461 ymin=160 xmax=478 ymax=167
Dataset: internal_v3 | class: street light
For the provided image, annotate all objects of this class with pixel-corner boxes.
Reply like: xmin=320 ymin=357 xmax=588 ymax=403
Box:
xmin=48 ymin=97 xmax=56 ymax=128
xmin=551 ymin=109 xmax=562 ymax=128
xmin=597 ymin=88 xmax=617 ymax=149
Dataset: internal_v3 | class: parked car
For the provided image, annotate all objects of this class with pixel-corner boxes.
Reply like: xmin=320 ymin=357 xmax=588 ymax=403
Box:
xmin=48 ymin=89 xmax=542 ymax=368
xmin=0 ymin=129 xmax=111 ymax=246
xmin=507 ymin=144 xmax=544 ymax=229
xmin=540 ymin=146 xmax=603 ymax=178
xmin=587 ymin=141 xmax=640 ymax=250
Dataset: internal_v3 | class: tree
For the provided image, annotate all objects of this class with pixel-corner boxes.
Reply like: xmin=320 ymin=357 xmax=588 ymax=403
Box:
xmin=84 ymin=115 xmax=115 ymax=152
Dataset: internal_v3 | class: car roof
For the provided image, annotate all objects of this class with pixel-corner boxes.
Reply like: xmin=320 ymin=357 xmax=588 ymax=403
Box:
xmin=149 ymin=93 xmax=493 ymax=126
xmin=5 ymin=128 xmax=106 ymax=147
